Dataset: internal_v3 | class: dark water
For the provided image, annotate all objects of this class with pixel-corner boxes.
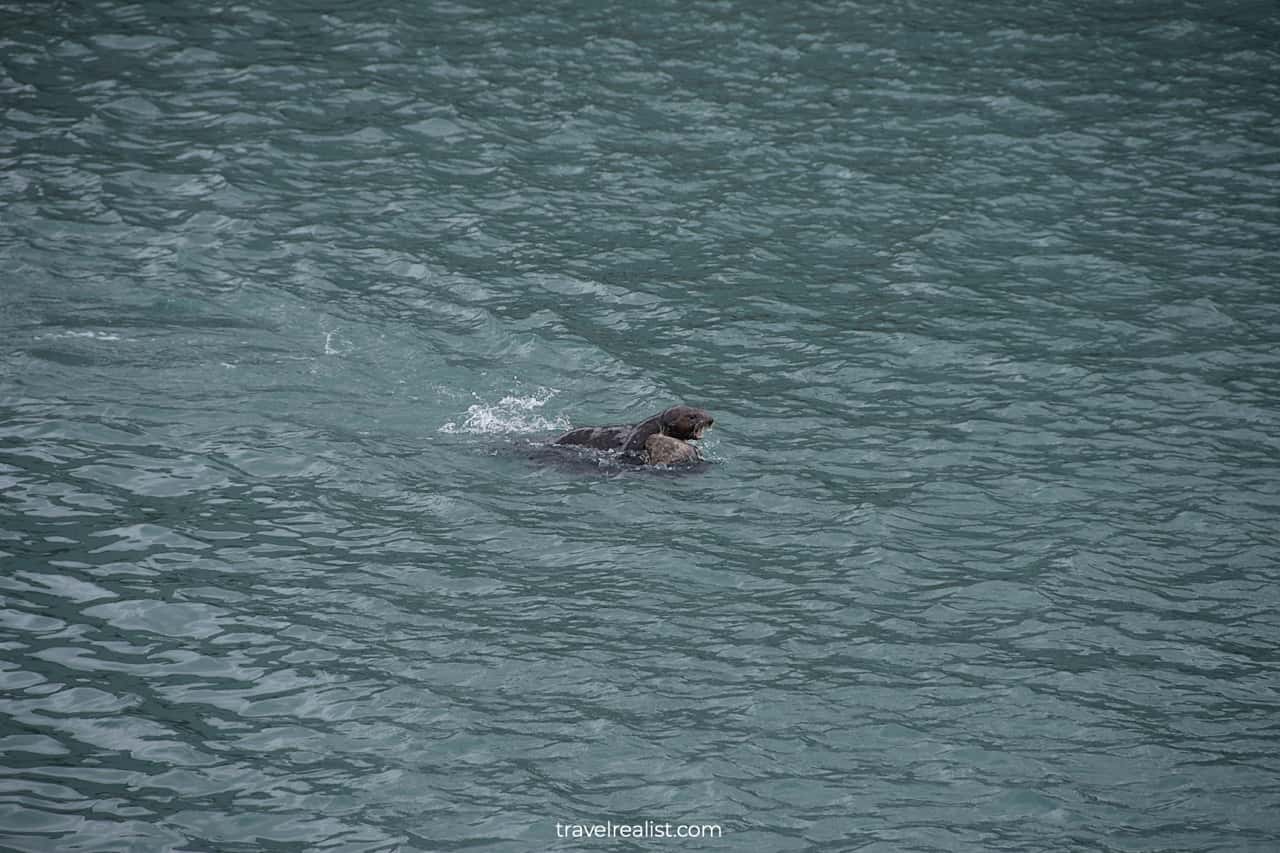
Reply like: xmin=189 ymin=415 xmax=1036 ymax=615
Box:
xmin=3 ymin=0 xmax=1280 ymax=850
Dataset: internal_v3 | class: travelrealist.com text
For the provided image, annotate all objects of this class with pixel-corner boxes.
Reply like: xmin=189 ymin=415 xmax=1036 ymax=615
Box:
xmin=555 ymin=821 xmax=723 ymax=840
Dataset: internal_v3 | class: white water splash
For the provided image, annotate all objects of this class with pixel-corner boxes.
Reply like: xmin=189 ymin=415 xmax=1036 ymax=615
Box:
xmin=322 ymin=330 xmax=348 ymax=355
xmin=439 ymin=388 xmax=569 ymax=435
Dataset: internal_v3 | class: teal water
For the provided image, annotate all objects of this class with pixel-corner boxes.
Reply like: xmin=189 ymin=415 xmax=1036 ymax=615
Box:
xmin=3 ymin=1 xmax=1280 ymax=850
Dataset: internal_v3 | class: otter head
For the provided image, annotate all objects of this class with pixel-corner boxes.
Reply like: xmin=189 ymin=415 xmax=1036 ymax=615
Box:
xmin=660 ymin=405 xmax=714 ymax=441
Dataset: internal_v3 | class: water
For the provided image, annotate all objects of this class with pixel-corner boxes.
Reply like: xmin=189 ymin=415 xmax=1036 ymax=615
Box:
xmin=3 ymin=0 xmax=1279 ymax=850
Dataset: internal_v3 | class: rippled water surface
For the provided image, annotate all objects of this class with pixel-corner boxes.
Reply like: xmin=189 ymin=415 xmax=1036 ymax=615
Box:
xmin=3 ymin=1 xmax=1280 ymax=850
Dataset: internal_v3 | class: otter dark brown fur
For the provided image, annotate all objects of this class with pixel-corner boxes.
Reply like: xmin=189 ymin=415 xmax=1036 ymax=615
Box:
xmin=554 ymin=405 xmax=713 ymax=463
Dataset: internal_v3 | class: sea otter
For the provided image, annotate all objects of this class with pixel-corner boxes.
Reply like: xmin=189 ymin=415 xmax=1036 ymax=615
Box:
xmin=554 ymin=405 xmax=713 ymax=464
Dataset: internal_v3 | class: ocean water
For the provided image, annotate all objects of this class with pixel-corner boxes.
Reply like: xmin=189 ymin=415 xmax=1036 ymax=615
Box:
xmin=3 ymin=0 xmax=1279 ymax=850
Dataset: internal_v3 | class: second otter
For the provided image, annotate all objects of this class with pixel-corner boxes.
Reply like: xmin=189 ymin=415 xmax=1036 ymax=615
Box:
xmin=643 ymin=434 xmax=703 ymax=465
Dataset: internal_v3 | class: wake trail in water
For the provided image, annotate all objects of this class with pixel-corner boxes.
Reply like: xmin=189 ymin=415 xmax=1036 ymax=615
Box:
xmin=438 ymin=387 xmax=570 ymax=436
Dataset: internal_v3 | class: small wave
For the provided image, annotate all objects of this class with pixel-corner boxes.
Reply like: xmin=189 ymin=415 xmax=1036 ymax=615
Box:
xmin=439 ymin=388 xmax=569 ymax=435
xmin=36 ymin=330 xmax=130 ymax=341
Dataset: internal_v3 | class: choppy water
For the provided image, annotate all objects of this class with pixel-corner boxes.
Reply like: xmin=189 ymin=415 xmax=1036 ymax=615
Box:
xmin=3 ymin=1 xmax=1280 ymax=850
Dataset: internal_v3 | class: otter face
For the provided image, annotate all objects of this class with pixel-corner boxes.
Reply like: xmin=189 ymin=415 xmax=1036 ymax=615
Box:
xmin=660 ymin=406 xmax=714 ymax=441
